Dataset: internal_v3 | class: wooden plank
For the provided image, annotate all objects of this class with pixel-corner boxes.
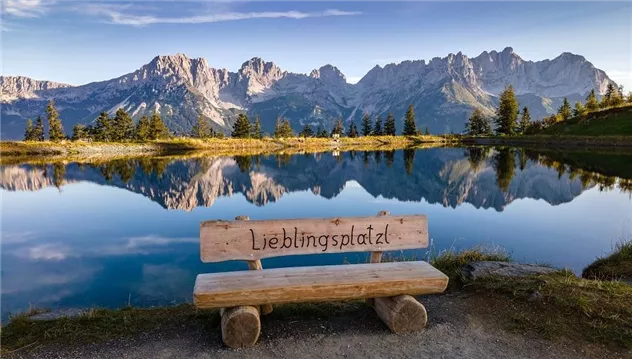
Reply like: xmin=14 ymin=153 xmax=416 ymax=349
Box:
xmin=194 ymin=261 xmax=448 ymax=309
xmin=367 ymin=210 xmax=389 ymax=306
xmin=200 ymin=214 xmax=428 ymax=263
xmin=234 ymin=215 xmax=273 ymax=315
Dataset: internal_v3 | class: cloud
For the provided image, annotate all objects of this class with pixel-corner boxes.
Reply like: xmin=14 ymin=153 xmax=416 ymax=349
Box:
xmin=79 ymin=4 xmax=362 ymax=26
xmin=2 ymin=0 xmax=50 ymax=18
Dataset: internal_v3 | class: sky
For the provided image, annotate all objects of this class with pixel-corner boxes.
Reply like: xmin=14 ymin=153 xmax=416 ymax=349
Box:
xmin=1 ymin=1 xmax=631 ymax=89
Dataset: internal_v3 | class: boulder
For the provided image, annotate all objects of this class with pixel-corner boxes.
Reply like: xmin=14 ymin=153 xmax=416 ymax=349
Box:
xmin=461 ymin=261 xmax=557 ymax=281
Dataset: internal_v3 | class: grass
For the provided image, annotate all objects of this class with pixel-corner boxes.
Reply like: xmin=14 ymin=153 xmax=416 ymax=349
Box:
xmin=0 ymin=135 xmax=452 ymax=159
xmin=582 ymin=239 xmax=632 ymax=282
xmin=538 ymin=105 xmax=632 ymax=137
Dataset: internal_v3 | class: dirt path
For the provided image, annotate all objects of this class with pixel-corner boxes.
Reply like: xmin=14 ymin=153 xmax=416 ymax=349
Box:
xmin=8 ymin=294 xmax=628 ymax=359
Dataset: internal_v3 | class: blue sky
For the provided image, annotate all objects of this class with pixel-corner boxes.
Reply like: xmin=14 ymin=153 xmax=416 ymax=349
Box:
xmin=2 ymin=1 xmax=631 ymax=89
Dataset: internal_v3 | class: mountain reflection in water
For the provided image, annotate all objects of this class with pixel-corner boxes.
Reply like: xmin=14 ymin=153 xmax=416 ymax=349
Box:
xmin=2 ymin=147 xmax=630 ymax=212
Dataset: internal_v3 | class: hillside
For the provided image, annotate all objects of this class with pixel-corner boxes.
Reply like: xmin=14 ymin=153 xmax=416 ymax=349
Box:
xmin=538 ymin=106 xmax=632 ymax=136
xmin=1 ymin=48 xmax=616 ymax=139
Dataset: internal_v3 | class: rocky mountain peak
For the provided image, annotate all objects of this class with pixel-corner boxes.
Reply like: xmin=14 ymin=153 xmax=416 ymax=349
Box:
xmin=310 ymin=64 xmax=347 ymax=85
xmin=1 ymin=76 xmax=72 ymax=101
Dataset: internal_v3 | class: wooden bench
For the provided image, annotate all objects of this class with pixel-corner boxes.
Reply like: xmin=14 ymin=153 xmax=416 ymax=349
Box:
xmin=193 ymin=211 xmax=448 ymax=348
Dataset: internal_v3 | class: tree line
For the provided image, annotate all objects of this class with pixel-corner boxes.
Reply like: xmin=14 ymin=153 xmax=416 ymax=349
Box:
xmin=465 ymin=83 xmax=632 ymax=136
xmin=230 ymin=105 xmax=430 ymax=139
xmin=24 ymin=100 xmax=172 ymax=142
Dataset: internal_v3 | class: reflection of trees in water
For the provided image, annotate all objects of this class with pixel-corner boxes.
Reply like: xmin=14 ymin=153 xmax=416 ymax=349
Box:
xmin=465 ymin=147 xmax=491 ymax=172
xmin=276 ymin=153 xmax=291 ymax=168
xmin=493 ymin=148 xmax=516 ymax=192
xmin=234 ymin=155 xmax=252 ymax=173
xmin=524 ymin=150 xmax=631 ymax=195
xmin=52 ymin=163 xmax=66 ymax=188
xmin=363 ymin=151 xmax=370 ymax=168
xmin=385 ymin=151 xmax=395 ymax=168
xmin=403 ymin=149 xmax=415 ymax=176
xmin=374 ymin=151 xmax=382 ymax=165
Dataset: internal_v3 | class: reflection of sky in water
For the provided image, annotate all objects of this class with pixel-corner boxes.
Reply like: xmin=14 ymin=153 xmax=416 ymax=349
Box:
xmin=1 ymin=152 xmax=631 ymax=318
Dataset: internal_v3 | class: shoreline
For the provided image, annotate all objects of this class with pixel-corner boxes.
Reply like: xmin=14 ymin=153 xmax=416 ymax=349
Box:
xmin=462 ymin=135 xmax=632 ymax=148
xmin=0 ymin=136 xmax=450 ymax=158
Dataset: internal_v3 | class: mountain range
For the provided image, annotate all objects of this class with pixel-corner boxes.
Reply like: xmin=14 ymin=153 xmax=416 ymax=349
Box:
xmin=0 ymin=47 xmax=616 ymax=139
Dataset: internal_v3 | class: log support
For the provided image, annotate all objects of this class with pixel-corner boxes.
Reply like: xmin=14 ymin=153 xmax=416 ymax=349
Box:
xmin=374 ymin=295 xmax=428 ymax=334
xmin=220 ymin=306 xmax=261 ymax=348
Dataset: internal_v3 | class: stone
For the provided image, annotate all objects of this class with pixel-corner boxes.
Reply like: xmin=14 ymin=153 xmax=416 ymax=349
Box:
xmin=29 ymin=308 xmax=85 ymax=321
xmin=461 ymin=261 xmax=557 ymax=281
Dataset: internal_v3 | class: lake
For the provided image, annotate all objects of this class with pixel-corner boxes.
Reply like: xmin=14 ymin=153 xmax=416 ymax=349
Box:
xmin=1 ymin=146 xmax=631 ymax=319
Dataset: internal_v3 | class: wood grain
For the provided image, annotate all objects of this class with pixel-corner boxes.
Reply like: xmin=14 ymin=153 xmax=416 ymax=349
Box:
xmin=374 ymin=295 xmax=427 ymax=333
xmin=235 ymin=216 xmax=274 ymax=315
xmin=200 ymin=214 xmax=428 ymax=262
xmin=220 ymin=306 xmax=260 ymax=348
xmin=194 ymin=261 xmax=448 ymax=309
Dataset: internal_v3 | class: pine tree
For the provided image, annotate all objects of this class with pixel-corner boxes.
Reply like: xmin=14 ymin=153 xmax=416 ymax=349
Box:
xmin=46 ymin=100 xmax=65 ymax=141
xmin=494 ymin=85 xmax=519 ymax=135
xmin=517 ymin=107 xmax=531 ymax=134
xmin=331 ymin=118 xmax=344 ymax=136
xmin=346 ymin=120 xmax=358 ymax=137
xmin=24 ymin=119 xmax=34 ymax=141
xmin=373 ymin=116 xmax=383 ymax=136
xmin=402 ymin=105 xmax=417 ymax=136
xmin=558 ymin=97 xmax=572 ymax=121
xmin=384 ymin=113 xmax=396 ymax=136
xmin=572 ymin=102 xmax=587 ymax=118
xmin=273 ymin=117 xmax=282 ymax=138
xmin=585 ymin=89 xmax=599 ymax=111
xmin=94 ymin=112 xmax=113 ymax=141
xmin=191 ymin=114 xmax=210 ymax=138
xmin=112 ymin=108 xmax=134 ymax=141
xmin=601 ymin=83 xmax=622 ymax=108
xmin=299 ymin=123 xmax=314 ymax=137
xmin=149 ymin=112 xmax=169 ymax=139
xmin=33 ymin=116 xmax=45 ymax=141
xmin=71 ymin=124 xmax=89 ymax=140
xmin=317 ymin=126 xmax=329 ymax=138
xmin=136 ymin=116 xmax=151 ymax=141
xmin=424 ymin=126 xmax=430 ymax=135
xmin=627 ymin=92 xmax=632 ymax=104
xmin=464 ymin=108 xmax=492 ymax=136
xmin=361 ymin=114 xmax=372 ymax=136
xmin=231 ymin=113 xmax=251 ymax=138
xmin=279 ymin=119 xmax=294 ymax=138
xmin=251 ymin=116 xmax=262 ymax=139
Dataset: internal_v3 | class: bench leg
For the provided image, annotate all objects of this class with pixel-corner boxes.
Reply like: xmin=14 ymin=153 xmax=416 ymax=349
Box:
xmin=220 ymin=306 xmax=261 ymax=348
xmin=374 ymin=295 xmax=427 ymax=334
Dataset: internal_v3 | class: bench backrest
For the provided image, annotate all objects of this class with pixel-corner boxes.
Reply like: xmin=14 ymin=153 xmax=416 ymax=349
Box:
xmin=199 ymin=214 xmax=428 ymax=263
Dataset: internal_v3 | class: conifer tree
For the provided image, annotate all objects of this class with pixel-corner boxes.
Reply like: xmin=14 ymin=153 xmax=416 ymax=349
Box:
xmin=331 ymin=118 xmax=344 ymax=136
xmin=361 ymin=114 xmax=372 ymax=136
xmin=317 ymin=126 xmax=329 ymax=138
xmin=601 ymin=83 xmax=617 ymax=108
xmin=149 ymin=112 xmax=169 ymax=139
xmin=33 ymin=116 xmax=45 ymax=141
xmin=373 ymin=115 xmax=383 ymax=136
xmin=424 ymin=126 xmax=430 ymax=135
xmin=112 ymin=108 xmax=134 ymax=141
xmin=94 ymin=112 xmax=113 ymax=141
xmin=299 ymin=123 xmax=314 ymax=137
xmin=273 ymin=117 xmax=282 ymax=138
xmin=251 ymin=116 xmax=262 ymax=139
xmin=191 ymin=114 xmax=210 ymax=138
xmin=517 ymin=107 xmax=531 ymax=135
xmin=494 ymin=85 xmax=519 ymax=135
xmin=231 ymin=113 xmax=251 ymax=138
xmin=384 ymin=113 xmax=396 ymax=136
xmin=558 ymin=97 xmax=572 ymax=121
xmin=24 ymin=119 xmax=34 ymax=141
xmin=585 ymin=89 xmax=599 ymax=111
xmin=46 ymin=100 xmax=65 ymax=141
xmin=279 ymin=119 xmax=294 ymax=138
xmin=136 ymin=116 xmax=151 ymax=141
xmin=573 ymin=102 xmax=587 ymax=118
xmin=465 ymin=108 xmax=492 ymax=136
xmin=71 ymin=124 xmax=89 ymax=140
xmin=346 ymin=120 xmax=358 ymax=137
xmin=402 ymin=105 xmax=417 ymax=135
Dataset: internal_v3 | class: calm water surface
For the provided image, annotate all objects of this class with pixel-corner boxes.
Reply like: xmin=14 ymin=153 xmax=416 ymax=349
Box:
xmin=1 ymin=147 xmax=631 ymax=318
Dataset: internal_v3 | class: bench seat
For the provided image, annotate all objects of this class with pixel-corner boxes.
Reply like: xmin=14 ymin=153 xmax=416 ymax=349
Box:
xmin=194 ymin=261 xmax=448 ymax=309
